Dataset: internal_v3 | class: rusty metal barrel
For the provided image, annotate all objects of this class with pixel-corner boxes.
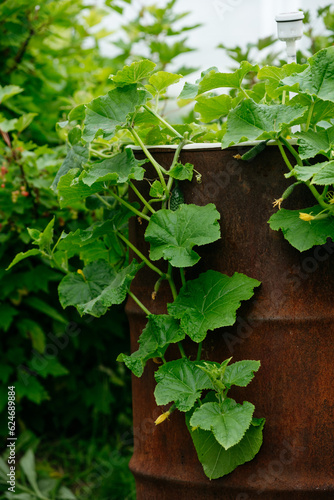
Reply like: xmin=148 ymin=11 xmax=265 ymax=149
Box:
xmin=125 ymin=144 xmax=334 ymax=499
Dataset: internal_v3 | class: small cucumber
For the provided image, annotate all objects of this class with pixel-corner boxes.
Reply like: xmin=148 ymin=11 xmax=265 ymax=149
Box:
xmin=169 ymin=185 xmax=184 ymax=211
xmin=241 ymin=140 xmax=269 ymax=161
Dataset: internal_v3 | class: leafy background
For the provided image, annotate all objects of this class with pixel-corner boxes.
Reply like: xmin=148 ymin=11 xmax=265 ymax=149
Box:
xmin=1 ymin=1 xmax=334 ymax=498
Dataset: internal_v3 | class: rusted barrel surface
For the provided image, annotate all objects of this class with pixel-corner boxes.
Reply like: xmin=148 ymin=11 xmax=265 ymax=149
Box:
xmin=126 ymin=145 xmax=334 ymax=499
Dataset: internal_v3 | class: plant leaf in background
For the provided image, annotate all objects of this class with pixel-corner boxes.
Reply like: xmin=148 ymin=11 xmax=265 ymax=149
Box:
xmin=58 ymin=259 xmax=140 ymax=317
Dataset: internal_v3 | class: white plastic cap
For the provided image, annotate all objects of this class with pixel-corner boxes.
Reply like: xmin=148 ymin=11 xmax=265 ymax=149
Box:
xmin=275 ymin=11 xmax=304 ymax=41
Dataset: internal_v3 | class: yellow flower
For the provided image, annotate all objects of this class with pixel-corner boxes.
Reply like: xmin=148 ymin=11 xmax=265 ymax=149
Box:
xmin=299 ymin=212 xmax=315 ymax=222
xmin=77 ymin=269 xmax=87 ymax=282
xmin=273 ymin=198 xmax=283 ymax=209
xmin=155 ymin=410 xmax=171 ymax=425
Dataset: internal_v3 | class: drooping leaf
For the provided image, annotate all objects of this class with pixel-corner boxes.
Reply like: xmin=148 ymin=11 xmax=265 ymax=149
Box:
xmin=190 ymin=398 xmax=255 ymax=449
xmin=118 ymin=314 xmax=185 ymax=377
xmin=222 ymin=99 xmax=307 ymax=148
xmin=195 ymin=94 xmax=232 ymax=123
xmin=58 ymin=259 xmax=139 ymax=317
xmin=110 ymin=60 xmax=156 ymax=86
xmin=83 ymin=85 xmax=150 ymax=142
xmin=287 ymin=160 xmax=334 ymax=185
xmin=57 ymin=169 xmax=104 ymax=208
xmin=154 ymin=358 xmax=214 ymax=412
xmin=145 ymin=204 xmax=220 ymax=267
xmin=168 ymin=270 xmax=260 ymax=342
xmin=80 ymin=148 xmax=146 ymax=186
xmin=168 ymin=162 xmax=194 ymax=181
xmin=296 ymin=126 xmax=334 ymax=159
xmin=281 ymin=47 xmax=334 ymax=102
xmin=224 ymin=360 xmax=261 ymax=388
xmin=52 ymin=142 xmax=89 ymax=189
xmin=186 ymin=412 xmax=265 ymax=479
xmin=6 ymin=249 xmax=41 ymax=271
xmin=269 ymin=205 xmax=334 ymax=251
xmin=198 ymin=61 xmax=259 ymax=94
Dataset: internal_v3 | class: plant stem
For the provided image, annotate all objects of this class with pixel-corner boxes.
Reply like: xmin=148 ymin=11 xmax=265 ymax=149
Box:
xmin=143 ymin=104 xmax=183 ymax=139
xmin=129 ymin=128 xmax=168 ymax=193
xmin=129 ymin=180 xmax=156 ymax=214
xmin=279 ymin=136 xmax=303 ymax=166
xmin=166 ymin=138 xmax=187 ymax=193
xmin=167 ymin=263 xmax=178 ymax=300
xmin=240 ymin=87 xmax=251 ymax=99
xmin=196 ymin=342 xmax=202 ymax=362
xmin=276 ymin=139 xmax=330 ymax=210
xmin=90 ymin=148 xmax=113 ymax=159
xmin=305 ymin=101 xmax=315 ymax=132
xmin=106 ymin=191 xmax=150 ymax=222
xmin=180 ymin=268 xmax=186 ymax=287
xmin=129 ymin=291 xmax=151 ymax=316
xmin=116 ymin=231 xmax=165 ymax=278
xmin=178 ymin=342 xmax=186 ymax=358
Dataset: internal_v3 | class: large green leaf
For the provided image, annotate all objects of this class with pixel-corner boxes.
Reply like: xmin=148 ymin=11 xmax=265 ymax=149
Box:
xmin=190 ymin=398 xmax=254 ymax=449
xmin=118 ymin=314 xmax=185 ymax=377
xmin=296 ymin=126 xmax=334 ymax=159
xmin=195 ymin=94 xmax=232 ymax=123
xmin=224 ymin=360 xmax=261 ymax=388
xmin=57 ymin=169 xmax=104 ymax=208
xmin=290 ymin=95 xmax=334 ymax=126
xmin=145 ymin=204 xmax=220 ymax=268
xmin=198 ymin=61 xmax=259 ymax=94
xmin=222 ymin=99 xmax=307 ymax=148
xmin=154 ymin=358 xmax=214 ymax=412
xmin=168 ymin=271 xmax=260 ymax=342
xmin=287 ymin=160 xmax=334 ymax=185
xmin=269 ymin=205 xmax=334 ymax=251
xmin=58 ymin=259 xmax=139 ymax=317
xmin=168 ymin=162 xmax=194 ymax=181
xmin=186 ymin=412 xmax=265 ymax=479
xmin=80 ymin=149 xmax=146 ymax=186
xmin=281 ymin=47 xmax=334 ymax=102
xmin=110 ymin=60 xmax=156 ymax=86
xmin=258 ymin=62 xmax=307 ymax=98
xmin=83 ymin=85 xmax=150 ymax=142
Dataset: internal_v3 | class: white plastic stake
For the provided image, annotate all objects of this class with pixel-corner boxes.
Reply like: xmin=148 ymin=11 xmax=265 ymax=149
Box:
xmin=275 ymin=11 xmax=304 ymax=63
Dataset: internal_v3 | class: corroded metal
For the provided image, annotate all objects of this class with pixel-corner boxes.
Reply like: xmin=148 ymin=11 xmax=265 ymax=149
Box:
xmin=126 ymin=145 xmax=334 ymax=499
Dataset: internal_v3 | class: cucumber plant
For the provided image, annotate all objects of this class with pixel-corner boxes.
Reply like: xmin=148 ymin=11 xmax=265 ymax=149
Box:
xmin=9 ymin=46 xmax=334 ymax=479
xmin=7 ymin=60 xmax=265 ymax=479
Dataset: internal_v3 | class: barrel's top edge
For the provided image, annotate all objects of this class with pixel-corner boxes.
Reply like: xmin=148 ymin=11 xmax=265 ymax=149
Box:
xmin=127 ymin=139 xmax=297 ymax=151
